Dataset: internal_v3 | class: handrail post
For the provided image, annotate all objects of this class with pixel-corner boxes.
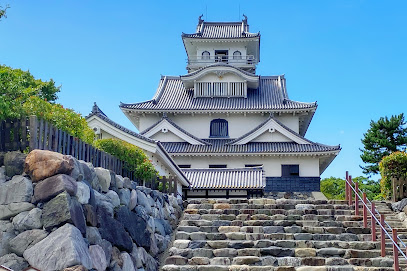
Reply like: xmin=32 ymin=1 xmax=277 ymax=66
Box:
xmin=348 ymin=176 xmax=353 ymax=206
xmin=345 ymin=171 xmax=349 ymax=201
xmin=371 ymin=202 xmax=377 ymax=241
xmin=380 ymin=214 xmax=386 ymax=257
xmin=393 ymin=228 xmax=400 ymax=271
xmin=355 ymin=181 xmax=359 ymax=216
xmin=363 ymin=193 xmax=367 ymax=228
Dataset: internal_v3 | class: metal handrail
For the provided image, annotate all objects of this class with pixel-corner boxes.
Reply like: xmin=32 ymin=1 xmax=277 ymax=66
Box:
xmin=346 ymin=177 xmax=407 ymax=261
xmin=347 ymin=177 xmax=407 ymax=249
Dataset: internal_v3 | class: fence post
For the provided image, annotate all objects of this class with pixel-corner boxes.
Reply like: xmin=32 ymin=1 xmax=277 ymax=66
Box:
xmin=355 ymin=181 xmax=359 ymax=216
xmin=29 ymin=115 xmax=38 ymax=151
xmin=348 ymin=176 xmax=353 ymax=206
xmin=173 ymin=178 xmax=178 ymax=196
xmin=371 ymin=202 xmax=376 ymax=241
xmin=380 ymin=214 xmax=386 ymax=257
xmin=392 ymin=228 xmax=399 ymax=271
xmin=345 ymin=171 xmax=349 ymax=201
xmin=162 ymin=176 xmax=167 ymax=193
xmin=363 ymin=193 xmax=367 ymax=228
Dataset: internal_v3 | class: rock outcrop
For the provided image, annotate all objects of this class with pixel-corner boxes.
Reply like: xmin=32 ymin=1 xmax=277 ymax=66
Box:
xmin=0 ymin=150 xmax=183 ymax=271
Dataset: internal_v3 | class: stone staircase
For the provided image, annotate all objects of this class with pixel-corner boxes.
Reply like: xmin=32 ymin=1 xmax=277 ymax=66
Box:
xmin=161 ymin=198 xmax=407 ymax=271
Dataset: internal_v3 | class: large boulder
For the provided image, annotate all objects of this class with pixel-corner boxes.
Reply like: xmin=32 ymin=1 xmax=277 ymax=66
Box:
xmin=0 ymin=202 xmax=35 ymax=220
xmin=0 ymin=253 xmax=28 ymax=271
xmin=94 ymin=167 xmax=113 ymax=192
xmin=76 ymin=181 xmax=91 ymax=205
xmin=97 ymin=208 xmax=133 ymax=252
xmin=89 ymin=245 xmax=107 ymax=271
xmin=79 ymin=161 xmax=100 ymax=192
xmin=0 ymin=166 xmax=6 ymax=184
xmin=42 ymin=192 xmax=86 ymax=235
xmin=23 ymin=223 xmax=92 ymax=271
xmin=115 ymin=206 xmax=152 ymax=250
xmin=24 ymin=149 xmax=74 ymax=182
xmin=4 ymin=151 xmax=27 ymax=177
xmin=9 ymin=229 xmax=48 ymax=256
xmin=0 ymin=175 xmax=33 ymax=204
xmin=69 ymin=156 xmax=84 ymax=181
xmin=34 ymin=174 xmax=77 ymax=202
xmin=12 ymin=208 xmax=42 ymax=232
xmin=119 ymin=188 xmax=131 ymax=207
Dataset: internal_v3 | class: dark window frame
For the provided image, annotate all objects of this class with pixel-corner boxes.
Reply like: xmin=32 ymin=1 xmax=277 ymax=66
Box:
xmin=281 ymin=164 xmax=300 ymax=177
xmin=178 ymin=165 xmax=191 ymax=169
xmin=210 ymin=119 xmax=229 ymax=138
xmin=245 ymin=164 xmax=263 ymax=168
xmin=209 ymin=164 xmax=227 ymax=168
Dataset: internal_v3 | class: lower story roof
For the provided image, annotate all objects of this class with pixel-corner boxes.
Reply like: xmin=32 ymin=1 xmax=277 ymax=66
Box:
xmin=161 ymin=139 xmax=340 ymax=155
xmin=182 ymin=167 xmax=264 ymax=189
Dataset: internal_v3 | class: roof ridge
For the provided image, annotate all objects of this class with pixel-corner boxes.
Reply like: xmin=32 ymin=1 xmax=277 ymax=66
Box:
xmin=182 ymin=167 xmax=263 ymax=172
xmin=87 ymin=104 xmax=156 ymax=143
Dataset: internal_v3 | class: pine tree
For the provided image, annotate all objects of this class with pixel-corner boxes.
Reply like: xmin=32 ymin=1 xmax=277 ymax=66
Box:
xmin=360 ymin=113 xmax=407 ymax=175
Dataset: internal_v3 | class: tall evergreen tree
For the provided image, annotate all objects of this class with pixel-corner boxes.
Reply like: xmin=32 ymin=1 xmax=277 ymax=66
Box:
xmin=360 ymin=113 xmax=407 ymax=175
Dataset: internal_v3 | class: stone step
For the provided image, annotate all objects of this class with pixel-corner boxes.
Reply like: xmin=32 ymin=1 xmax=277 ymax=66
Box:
xmin=162 ymin=265 xmax=398 ymax=271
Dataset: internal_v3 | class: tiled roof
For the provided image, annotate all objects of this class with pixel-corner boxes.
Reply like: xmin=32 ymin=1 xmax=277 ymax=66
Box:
xmin=86 ymin=103 xmax=156 ymax=144
xmin=161 ymin=139 xmax=341 ymax=154
xmin=140 ymin=115 xmax=211 ymax=145
xmin=182 ymin=21 xmax=260 ymax=39
xmin=183 ymin=167 xmax=264 ymax=189
xmin=120 ymin=76 xmax=316 ymax=111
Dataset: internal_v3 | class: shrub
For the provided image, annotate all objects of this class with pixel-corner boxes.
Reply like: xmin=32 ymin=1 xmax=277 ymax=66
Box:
xmin=379 ymin=151 xmax=407 ymax=199
xmin=94 ymin=138 xmax=158 ymax=181
xmin=22 ymin=96 xmax=95 ymax=144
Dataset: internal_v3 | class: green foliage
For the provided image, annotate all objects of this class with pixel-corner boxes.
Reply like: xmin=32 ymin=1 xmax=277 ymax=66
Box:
xmin=22 ymin=96 xmax=95 ymax=144
xmin=379 ymin=152 xmax=407 ymax=199
xmin=94 ymin=138 xmax=158 ymax=181
xmin=360 ymin=113 xmax=407 ymax=175
xmin=0 ymin=65 xmax=60 ymax=120
xmin=320 ymin=176 xmax=383 ymax=200
xmin=0 ymin=5 xmax=9 ymax=20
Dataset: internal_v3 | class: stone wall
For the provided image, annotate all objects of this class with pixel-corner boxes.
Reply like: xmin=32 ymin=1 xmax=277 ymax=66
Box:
xmin=0 ymin=150 xmax=183 ymax=271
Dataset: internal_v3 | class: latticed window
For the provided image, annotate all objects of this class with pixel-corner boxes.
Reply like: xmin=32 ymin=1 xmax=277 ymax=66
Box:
xmin=210 ymin=119 xmax=229 ymax=137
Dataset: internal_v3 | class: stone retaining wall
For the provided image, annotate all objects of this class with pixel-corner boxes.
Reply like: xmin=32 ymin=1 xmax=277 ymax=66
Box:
xmin=0 ymin=150 xmax=183 ymax=271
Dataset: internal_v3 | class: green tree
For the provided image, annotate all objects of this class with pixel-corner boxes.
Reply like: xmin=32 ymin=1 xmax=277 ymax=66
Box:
xmin=0 ymin=65 xmax=60 ymax=120
xmin=0 ymin=5 xmax=9 ymax=21
xmin=360 ymin=114 xmax=407 ymax=175
xmin=320 ymin=176 xmax=382 ymax=200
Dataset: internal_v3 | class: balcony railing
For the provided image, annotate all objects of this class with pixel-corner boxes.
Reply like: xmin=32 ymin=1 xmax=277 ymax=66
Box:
xmin=187 ymin=55 xmax=257 ymax=65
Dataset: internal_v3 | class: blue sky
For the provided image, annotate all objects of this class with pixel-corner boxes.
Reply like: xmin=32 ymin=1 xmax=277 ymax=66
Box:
xmin=1 ymin=1 xmax=406 ymax=180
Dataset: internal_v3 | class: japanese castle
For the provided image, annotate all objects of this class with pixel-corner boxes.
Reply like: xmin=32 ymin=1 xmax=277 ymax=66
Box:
xmin=89 ymin=16 xmax=340 ymax=199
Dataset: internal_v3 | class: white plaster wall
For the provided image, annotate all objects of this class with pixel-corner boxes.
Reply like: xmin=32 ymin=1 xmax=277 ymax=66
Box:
xmin=251 ymin=131 xmax=292 ymax=143
xmin=197 ymin=73 xmax=245 ymax=83
xmin=173 ymin=155 xmax=320 ymax=177
xmin=138 ymin=113 xmax=300 ymax=141
xmin=151 ymin=131 xmax=186 ymax=142
xmin=274 ymin=115 xmax=299 ymax=134
xmin=166 ymin=113 xmax=269 ymax=139
xmin=138 ymin=115 xmax=161 ymax=134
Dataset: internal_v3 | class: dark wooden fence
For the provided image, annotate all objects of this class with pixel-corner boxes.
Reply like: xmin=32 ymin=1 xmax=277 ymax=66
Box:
xmin=0 ymin=116 xmax=178 ymax=195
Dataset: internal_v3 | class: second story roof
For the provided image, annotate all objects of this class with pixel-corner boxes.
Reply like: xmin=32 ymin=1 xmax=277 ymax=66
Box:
xmin=182 ymin=16 xmax=260 ymax=39
xmin=120 ymin=75 xmax=316 ymax=112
